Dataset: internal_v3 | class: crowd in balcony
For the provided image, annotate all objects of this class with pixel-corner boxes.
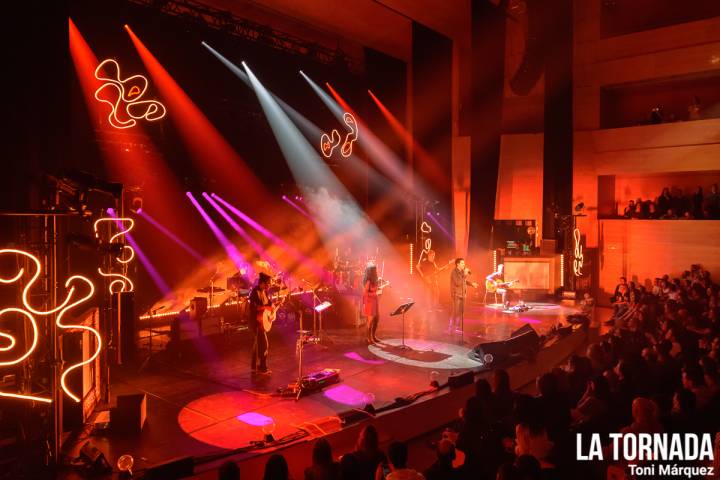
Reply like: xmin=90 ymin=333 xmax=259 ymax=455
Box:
xmin=621 ymin=183 xmax=720 ymax=219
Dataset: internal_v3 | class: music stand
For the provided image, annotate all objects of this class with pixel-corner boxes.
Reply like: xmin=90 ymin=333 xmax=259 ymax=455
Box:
xmin=314 ymin=300 xmax=332 ymax=345
xmin=390 ymin=300 xmax=415 ymax=350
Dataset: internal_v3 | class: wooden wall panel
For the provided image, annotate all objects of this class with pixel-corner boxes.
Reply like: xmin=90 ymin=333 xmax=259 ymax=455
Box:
xmin=598 ymin=220 xmax=720 ymax=302
xmin=495 ymin=134 xmax=544 ymax=238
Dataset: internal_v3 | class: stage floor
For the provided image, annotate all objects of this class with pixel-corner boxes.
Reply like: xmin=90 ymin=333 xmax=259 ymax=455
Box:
xmin=82 ymin=300 xmax=580 ymax=473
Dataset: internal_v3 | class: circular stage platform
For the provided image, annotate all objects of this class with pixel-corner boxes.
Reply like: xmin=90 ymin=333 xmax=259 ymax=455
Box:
xmin=368 ymin=338 xmax=483 ymax=370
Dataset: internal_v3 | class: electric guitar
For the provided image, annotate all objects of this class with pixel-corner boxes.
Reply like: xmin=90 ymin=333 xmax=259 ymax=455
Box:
xmin=485 ymin=279 xmax=519 ymax=293
xmin=420 ymin=259 xmax=454 ymax=284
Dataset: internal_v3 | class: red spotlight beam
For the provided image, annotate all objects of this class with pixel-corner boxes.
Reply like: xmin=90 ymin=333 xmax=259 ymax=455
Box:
xmin=367 ymin=89 xmax=450 ymax=193
xmin=124 ymin=25 xmax=269 ymax=204
xmin=325 ymin=82 xmax=443 ymax=198
xmin=70 ymin=18 xmax=194 ymax=248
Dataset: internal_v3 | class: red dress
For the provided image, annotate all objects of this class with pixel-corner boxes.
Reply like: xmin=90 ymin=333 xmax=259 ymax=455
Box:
xmin=362 ymin=281 xmax=379 ymax=317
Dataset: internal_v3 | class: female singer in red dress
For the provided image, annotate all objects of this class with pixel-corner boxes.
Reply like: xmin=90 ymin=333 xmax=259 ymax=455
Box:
xmin=362 ymin=263 xmax=381 ymax=344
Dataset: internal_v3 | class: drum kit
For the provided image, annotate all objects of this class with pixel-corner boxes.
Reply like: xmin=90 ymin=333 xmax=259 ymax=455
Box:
xmin=333 ymin=258 xmax=363 ymax=294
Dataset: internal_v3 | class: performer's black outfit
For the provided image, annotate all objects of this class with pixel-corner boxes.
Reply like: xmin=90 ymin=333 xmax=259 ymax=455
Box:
xmin=248 ymin=279 xmax=272 ymax=373
xmin=418 ymin=257 xmax=440 ymax=309
xmin=449 ymin=268 xmax=474 ymax=332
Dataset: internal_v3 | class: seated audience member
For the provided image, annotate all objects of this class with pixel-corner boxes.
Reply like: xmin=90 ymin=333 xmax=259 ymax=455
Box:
xmin=535 ymin=373 xmax=570 ymax=441
xmin=646 ymin=201 xmax=658 ymax=219
xmin=692 ymin=186 xmax=704 ymax=219
xmin=218 ymin=461 xmax=240 ymax=480
xmin=670 ymin=188 xmax=685 ymax=214
xmin=571 ymin=376 xmax=610 ymax=427
xmin=514 ymin=424 xmax=554 ymax=469
xmin=474 ymin=378 xmax=496 ymax=422
xmin=514 ymin=454 xmax=543 ymax=480
xmin=580 ymin=292 xmax=595 ymax=315
xmin=665 ymin=388 xmax=700 ymax=434
xmin=660 ymin=208 xmax=678 ymax=219
xmin=657 ymin=187 xmax=672 ymax=214
xmin=606 ymin=284 xmax=629 ymax=325
xmin=340 ymin=453 xmax=361 ymax=480
xmin=634 ymin=198 xmax=646 ymax=218
xmin=682 ymin=364 xmax=713 ymax=409
xmin=264 ymin=454 xmax=289 ymax=480
xmin=453 ymin=396 xmax=505 ymax=479
xmin=423 ymin=439 xmax=459 ymax=480
xmin=377 ymin=442 xmax=424 ymax=480
xmin=354 ymin=425 xmax=386 ymax=480
xmin=305 ymin=438 xmax=340 ymax=480
xmin=613 ymin=277 xmax=627 ymax=298
xmin=705 ymin=183 xmax=720 ymax=219
xmin=492 ymin=369 xmax=518 ymax=430
xmin=621 ymin=397 xmax=663 ymax=435
xmin=622 ymin=200 xmax=636 ymax=218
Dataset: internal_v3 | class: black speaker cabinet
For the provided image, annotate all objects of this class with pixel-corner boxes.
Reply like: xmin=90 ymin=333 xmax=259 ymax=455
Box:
xmin=111 ymin=393 xmax=147 ymax=434
xmin=471 ymin=325 xmax=540 ymax=365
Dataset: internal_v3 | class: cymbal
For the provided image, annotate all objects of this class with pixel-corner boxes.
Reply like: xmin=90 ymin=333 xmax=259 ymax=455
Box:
xmin=197 ymin=286 xmax=226 ymax=293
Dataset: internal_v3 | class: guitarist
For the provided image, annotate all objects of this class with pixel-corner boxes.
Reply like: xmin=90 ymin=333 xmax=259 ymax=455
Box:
xmin=249 ymin=272 xmax=273 ymax=375
xmin=417 ymin=250 xmax=451 ymax=311
xmin=486 ymin=263 xmax=512 ymax=308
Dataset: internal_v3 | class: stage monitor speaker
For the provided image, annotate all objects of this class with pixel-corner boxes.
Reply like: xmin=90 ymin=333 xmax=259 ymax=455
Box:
xmin=145 ymin=456 xmax=194 ymax=480
xmin=448 ymin=370 xmax=475 ymax=389
xmin=511 ymin=323 xmax=537 ymax=338
xmin=111 ymin=393 xmax=147 ymax=434
xmin=472 ymin=325 xmax=540 ymax=365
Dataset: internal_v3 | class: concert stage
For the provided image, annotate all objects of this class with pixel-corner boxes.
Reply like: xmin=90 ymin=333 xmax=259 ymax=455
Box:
xmin=73 ymin=299 xmax=586 ymax=478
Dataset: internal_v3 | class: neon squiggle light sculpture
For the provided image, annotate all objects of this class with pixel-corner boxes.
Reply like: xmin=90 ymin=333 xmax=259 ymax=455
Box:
xmin=573 ymin=228 xmax=584 ymax=277
xmin=56 ymin=275 xmax=98 ymax=403
xmin=320 ymin=113 xmax=358 ymax=158
xmin=97 ymin=268 xmax=134 ymax=294
xmin=95 ymin=217 xmax=136 ymax=293
xmin=0 ymin=250 xmax=55 ymax=403
xmin=0 ymin=249 xmax=100 ymax=403
xmin=0 ymin=308 xmax=39 ymax=367
xmin=0 ymin=249 xmax=72 ymax=316
xmin=93 ymin=58 xmax=166 ymax=130
xmin=93 ymin=217 xmax=135 ymax=264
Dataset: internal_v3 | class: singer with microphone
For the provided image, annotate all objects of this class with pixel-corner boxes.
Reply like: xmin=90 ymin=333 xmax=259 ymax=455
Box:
xmin=449 ymin=258 xmax=478 ymax=334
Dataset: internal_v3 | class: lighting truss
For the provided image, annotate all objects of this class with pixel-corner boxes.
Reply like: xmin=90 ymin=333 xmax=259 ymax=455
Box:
xmin=127 ymin=0 xmax=361 ymax=72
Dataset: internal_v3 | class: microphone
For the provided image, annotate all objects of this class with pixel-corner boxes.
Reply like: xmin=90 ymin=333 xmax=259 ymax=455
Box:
xmin=465 ymin=268 xmax=472 ymax=275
